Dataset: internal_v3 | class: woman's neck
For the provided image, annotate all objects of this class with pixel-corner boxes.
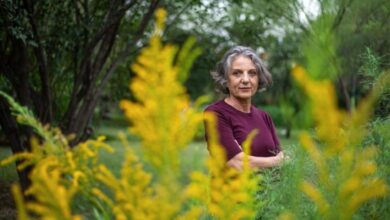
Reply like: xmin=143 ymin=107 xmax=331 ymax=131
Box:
xmin=225 ymin=96 xmax=252 ymax=113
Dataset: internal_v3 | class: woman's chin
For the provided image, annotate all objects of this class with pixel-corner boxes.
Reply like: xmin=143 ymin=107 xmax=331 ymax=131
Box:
xmin=234 ymin=95 xmax=253 ymax=100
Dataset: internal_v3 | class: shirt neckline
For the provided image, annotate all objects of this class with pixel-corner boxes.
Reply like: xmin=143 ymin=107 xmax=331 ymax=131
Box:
xmin=221 ymin=99 xmax=253 ymax=116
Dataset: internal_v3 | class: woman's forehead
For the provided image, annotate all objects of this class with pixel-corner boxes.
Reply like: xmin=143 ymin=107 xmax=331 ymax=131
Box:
xmin=231 ymin=55 xmax=256 ymax=68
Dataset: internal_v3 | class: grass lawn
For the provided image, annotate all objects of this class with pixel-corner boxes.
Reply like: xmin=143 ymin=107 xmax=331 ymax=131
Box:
xmin=0 ymin=146 xmax=18 ymax=219
xmin=92 ymin=120 xmax=300 ymax=174
xmin=0 ymin=147 xmax=18 ymax=182
xmin=93 ymin=121 xmax=212 ymax=181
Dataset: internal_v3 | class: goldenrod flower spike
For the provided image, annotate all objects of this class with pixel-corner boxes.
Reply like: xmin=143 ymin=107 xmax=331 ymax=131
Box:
xmin=345 ymin=179 xmax=387 ymax=217
xmin=242 ymin=129 xmax=258 ymax=165
xmin=190 ymin=111 xmax=258 ymax=219
xmin=21 ymin=158 xmax=82 ymax=220
xmin=278 ymin=212 xmax=295 ymax=220
xmin=300 ymin=181 xmax=330 ymax=215
xmin=154 ymin=8 xmax=166 ymax=35
xmin=293 ymin=65 xmax=388 ymax=219
xmin=299 ymin=132 xmax=330 ymax=189
xmin=11 ymin=184 xmax=28 ymax=220
xmin=120 ymin=8 xmax=203 ymax=175
xmin=292 ymin=65 xmax=345 ymax=154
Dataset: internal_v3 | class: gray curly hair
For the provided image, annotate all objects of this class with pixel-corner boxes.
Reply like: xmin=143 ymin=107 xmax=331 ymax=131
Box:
xmin=210 ymin=46 xmax=272 ymax=94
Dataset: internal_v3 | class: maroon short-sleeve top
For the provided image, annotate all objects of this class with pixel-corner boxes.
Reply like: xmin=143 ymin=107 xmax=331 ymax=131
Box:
xmin=204 ymin=100 xmax=281 ymax=161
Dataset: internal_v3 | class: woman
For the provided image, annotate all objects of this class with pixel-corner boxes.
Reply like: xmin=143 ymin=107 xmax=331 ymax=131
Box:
xmin=204 ymin=46 xmax=285 ymax=171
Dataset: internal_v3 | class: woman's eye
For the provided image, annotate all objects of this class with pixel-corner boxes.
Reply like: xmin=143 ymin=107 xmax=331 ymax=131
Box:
xmin=232 ymin=71 xmax=240 ymax=76
xmin=249 ymin=71 xmax=257 ymax=76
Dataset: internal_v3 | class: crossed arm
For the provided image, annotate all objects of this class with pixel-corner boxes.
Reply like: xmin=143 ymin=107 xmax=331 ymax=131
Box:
xmin=225 ymin=139 xmax=287 ymax=171
xmin=226 ymin=151 xmax=286 ymax=171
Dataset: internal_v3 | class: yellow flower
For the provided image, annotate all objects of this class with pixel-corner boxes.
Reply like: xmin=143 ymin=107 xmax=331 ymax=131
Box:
xmin=11 ymin=184 xmax=28 ymax=220
xmin=300 ymin=181 xmax=330 ymax=215
xmin=278 ymin=212 xmax=295 ymax=220
xmin=186 ymin=112 xmax=259 ymax=219
xmin=292 ymin=65 xmax=388 ymax=219
xmin=119 ymin=8 xmax=204 ymax=183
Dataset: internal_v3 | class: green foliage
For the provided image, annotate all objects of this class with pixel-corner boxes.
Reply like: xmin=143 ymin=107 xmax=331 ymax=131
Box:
xmin=0 ymin=91 xmax=49 ymax=140
xmin=363 ymin=118 xmax=390 ymax=180
xmin=176 ymin=37 xmax=203 ymax=83
xmin=360 ymin=47 xmax=383 ymax=86
xmin=255 ymin=145 xmax=317 ymax=219
xmin=358 ymin=48 xmax=390 ymax=118
xmin=0 ymin=148 xmax=18 ymax=180
xmin=334 ymin=0 xmax=390 ymax=110
xmin=0 ymin=0 xmax=31 ymax=44
xmin=338 ymin=0 xmax=390 ymax=75
xmin=302 ymin=13 xmax=339 ymax=80
xmin=358 ymin=118 xmax=390 ymax=218
xmin=261 ymin=105 xmax=283 ymax=126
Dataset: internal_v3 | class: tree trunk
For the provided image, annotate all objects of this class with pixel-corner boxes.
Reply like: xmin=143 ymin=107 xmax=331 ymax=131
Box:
xmin=338 ymin=76 xmax=351 ymax=113
xmin=0 ymin=1 xmax=164 ymax=194
xmin=285 ymin=124 xmax=291 ymax=139
xmin=0 ymin=98 xmax=31 ymax=192
xmin=61 ymin=0 xmax=161 ymax=144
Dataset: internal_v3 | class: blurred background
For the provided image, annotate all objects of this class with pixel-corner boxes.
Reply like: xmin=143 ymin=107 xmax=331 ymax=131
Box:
xmin=1 ymin=0 xmax=389 ymax=218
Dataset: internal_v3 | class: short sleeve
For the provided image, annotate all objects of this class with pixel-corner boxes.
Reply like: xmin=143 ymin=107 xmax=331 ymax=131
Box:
xmin=264 ymin=112 xmax=281 ymax=153
xmin=204 ymin=109 xmax=242 ymax=161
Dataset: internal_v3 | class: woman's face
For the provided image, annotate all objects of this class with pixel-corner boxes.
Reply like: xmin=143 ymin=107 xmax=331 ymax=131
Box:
xmin=226 ymin=55 xmax=259 ymax=101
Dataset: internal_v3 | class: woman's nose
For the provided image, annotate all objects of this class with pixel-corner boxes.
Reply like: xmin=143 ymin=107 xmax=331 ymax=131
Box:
xmin=241 ymin=72 xmax=249 ymax=83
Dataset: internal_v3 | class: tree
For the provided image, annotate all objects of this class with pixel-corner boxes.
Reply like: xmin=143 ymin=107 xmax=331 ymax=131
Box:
xmin=335 ymin=0 xmax=390 ymax=114
xmin=0 ymin=0 xmax=204 ymax=190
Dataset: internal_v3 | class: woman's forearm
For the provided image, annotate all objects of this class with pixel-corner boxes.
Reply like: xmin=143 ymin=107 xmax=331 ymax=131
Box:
xmin=227 ymin=152 xmax=284 ymax=170
xmin=249 ymin=151 xmax=284 ymax=169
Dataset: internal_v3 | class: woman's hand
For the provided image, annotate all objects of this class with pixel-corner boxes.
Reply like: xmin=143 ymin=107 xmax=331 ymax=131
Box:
xmin=226 ymin=152 xmax=244 ymax=171
xmin=273 ymin=151 xmax=285 ymax=164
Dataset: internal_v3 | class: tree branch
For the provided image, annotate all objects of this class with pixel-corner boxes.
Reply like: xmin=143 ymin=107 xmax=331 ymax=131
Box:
xmin=164 ymin=0 xmax=195 ymax=35
xmin=73 ymin=0 xmax=137 ymax=100
xmin=97 ymin=0 xmax=161 ymax=91
xmin=266 ymin=4 xmax=309 ymax=33
xmin=331 ymin=0 xmax=355 ymax=31
xmin=83 ymin=0 xmax=138 ymax=61
xmin=22 ymin=0 xmax=53 ymax=123
xmin=91 ymin=23 xmax=120 ymax=82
